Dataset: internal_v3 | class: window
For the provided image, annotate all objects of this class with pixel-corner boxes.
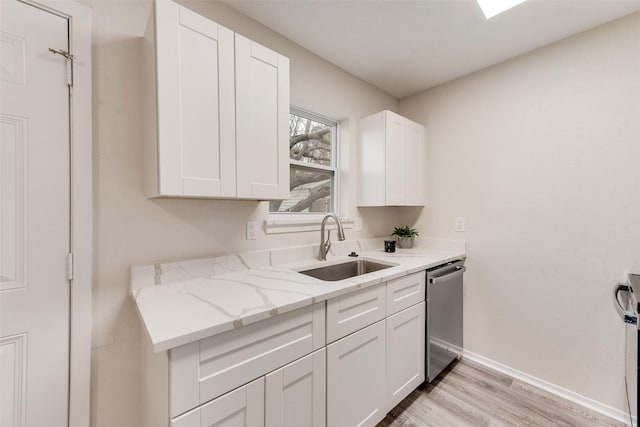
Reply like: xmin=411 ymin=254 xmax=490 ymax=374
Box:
xmin=269 ymin=107 xmax=337 ymax=214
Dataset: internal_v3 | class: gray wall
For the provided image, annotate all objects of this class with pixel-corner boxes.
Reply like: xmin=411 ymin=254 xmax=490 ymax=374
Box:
xmin=400 ymin=12 xmax=640 ymax=412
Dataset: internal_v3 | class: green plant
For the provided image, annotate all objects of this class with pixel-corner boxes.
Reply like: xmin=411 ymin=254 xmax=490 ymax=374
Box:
xmin=391 ymin=226 xmax=420 ymax=238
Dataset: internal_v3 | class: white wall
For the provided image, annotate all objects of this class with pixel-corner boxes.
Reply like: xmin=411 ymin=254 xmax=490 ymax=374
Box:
xmin=400 ymin=12 xmax=640 ymax=412
xmin=89 ymin=1 xmax=400 ymax=425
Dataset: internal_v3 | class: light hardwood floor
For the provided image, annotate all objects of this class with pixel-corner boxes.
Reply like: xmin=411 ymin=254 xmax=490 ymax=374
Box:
xmin=377 ymin=358 xmax=626 ymax=427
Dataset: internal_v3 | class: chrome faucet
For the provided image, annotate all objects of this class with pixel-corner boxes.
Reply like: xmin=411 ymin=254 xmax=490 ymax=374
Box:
xmin=319 ymin=213 xmax=345 ymax=261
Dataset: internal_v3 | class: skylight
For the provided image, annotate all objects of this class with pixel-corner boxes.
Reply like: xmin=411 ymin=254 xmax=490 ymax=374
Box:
xmin=476 ymin=0 xmax=528 ymax=19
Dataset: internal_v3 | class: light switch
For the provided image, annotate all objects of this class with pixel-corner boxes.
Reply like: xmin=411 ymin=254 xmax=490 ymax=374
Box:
xmin=246 ymin=220 xmax=257 ymax=240
xmin=354 ymin=217 xmax=363 ymax=232
xmin=455 ymin=217 xmax=465 ymax=232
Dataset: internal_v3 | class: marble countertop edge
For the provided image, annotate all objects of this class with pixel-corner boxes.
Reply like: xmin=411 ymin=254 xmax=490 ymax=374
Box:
xmin=132 ymin=239 xmax=466 ymax=353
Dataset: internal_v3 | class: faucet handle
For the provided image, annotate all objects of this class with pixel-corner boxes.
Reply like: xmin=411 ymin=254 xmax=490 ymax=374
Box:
xmin=324 ymin=230 xmax=332 ymax=255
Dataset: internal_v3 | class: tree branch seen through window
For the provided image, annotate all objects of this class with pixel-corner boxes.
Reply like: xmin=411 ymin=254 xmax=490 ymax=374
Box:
xmin=270 ymin=109 xmax=336 ymax=213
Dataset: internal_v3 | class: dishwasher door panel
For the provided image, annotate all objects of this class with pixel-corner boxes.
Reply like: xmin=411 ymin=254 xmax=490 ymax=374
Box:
xmin=625 ymin=324 xmax=637 ymax=427
xmin=427 ymin=262 xmax=464 ymax=383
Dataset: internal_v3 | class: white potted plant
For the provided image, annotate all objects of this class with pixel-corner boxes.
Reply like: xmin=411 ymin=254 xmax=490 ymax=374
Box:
xmin=391 ymin=225 xmax=419 ymax=249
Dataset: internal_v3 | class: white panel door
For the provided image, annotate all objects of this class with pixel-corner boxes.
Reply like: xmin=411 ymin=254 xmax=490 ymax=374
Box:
xmin=235 ymin=34 xmax=290 ymax=200
xmin=386 ymin=302 xmax=425 ymax=411
xmin=385 ymin=111 xmax=406 ymax=205
xmin=155 ymin=0 xmax=235 ymax=197
xmin=0 ymin=1 xmax=70 ymax=426
xmin=327 ymin=321 xmax=386 ymax=427
xmin=265 ymin=349 xmax=326 ymax=427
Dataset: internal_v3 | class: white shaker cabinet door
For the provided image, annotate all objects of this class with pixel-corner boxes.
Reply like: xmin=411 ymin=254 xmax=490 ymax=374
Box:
xmin=327 ymin=321 xmax=386 ymax=427
xmin=235 ymin=34 xmax=290 ymax=200
xmin=200 ymin=378 xmax=264 ymax=427
xmin=386 ymin=302 xmax=425 ymax=412
xmin=265 ymin=349 xmax=326 ymax=427
xmin=150 ymin=0 xmax=235 ymax=198
xmin=170 ymin=378 xmax=265 ymax=427
xmin=403 ymin=120 xmax=424 ymax=206
xmin=384 ymin=111 xmax=407 ymax=205
xmin=385 ymin=111 xmax=424 ymax=206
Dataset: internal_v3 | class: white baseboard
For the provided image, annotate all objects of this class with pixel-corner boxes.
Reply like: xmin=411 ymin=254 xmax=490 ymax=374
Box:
xmin=461 ymin=350 xmax=629 ymax=425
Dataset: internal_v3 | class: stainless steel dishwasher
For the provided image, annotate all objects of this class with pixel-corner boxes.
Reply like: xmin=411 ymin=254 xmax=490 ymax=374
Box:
xmin=426 ymin=259 xmax=466 ymax=382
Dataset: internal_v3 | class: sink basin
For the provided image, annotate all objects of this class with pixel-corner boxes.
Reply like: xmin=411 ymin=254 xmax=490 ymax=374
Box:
xmin=298 ymin=259 xmax=394 ymax=282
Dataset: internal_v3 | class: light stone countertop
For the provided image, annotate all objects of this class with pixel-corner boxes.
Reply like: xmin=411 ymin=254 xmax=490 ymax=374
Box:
xmin=131 ymin=237 xmax=466 ymax=353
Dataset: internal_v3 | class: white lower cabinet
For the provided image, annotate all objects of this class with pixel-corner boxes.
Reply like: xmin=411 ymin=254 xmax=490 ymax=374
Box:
xmin=169 ymin=303 xmax=325 ymax=417
xmin=172 ymin=350 xmax=326 ymax=427
xmin=171 ymin=378 xmax=264 ymax=427
xmin=265 ymin=349 xmax=326 ymax=427
xmin=386 ymin=301 xmax=426 ymax=412
xmin=327 ymin=321 xmax=386 ymax=427
xmin=144 ymin=271 xmax=431 ymax=427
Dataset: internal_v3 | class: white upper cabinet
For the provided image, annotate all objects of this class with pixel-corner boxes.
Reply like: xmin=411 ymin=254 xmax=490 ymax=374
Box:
xmin=144 ymin=0 xmax=235 ymax=198
xmin=357 ymin=110 xmax=425 ymax=206
xmin=143 ymin=0 xmax=289 ymax=200
xmin=235 ymin=34 xmax=290 ymax=200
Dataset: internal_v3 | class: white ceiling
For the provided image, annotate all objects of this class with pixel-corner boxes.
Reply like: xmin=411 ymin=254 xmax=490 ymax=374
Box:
xmin=225 ymin=0 xmax=640 ymax=98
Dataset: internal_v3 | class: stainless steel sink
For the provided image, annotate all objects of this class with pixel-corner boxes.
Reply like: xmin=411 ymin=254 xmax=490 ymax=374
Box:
xmin=298 ymin=260 xmax=394 ymax=282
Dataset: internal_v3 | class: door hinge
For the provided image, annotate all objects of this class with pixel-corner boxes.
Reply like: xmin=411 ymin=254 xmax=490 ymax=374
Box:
xmin=48 ymin=48 xmax=73 ymax=87
xmin=66 ymin=57 xmax=73 ymax=87
xmin=67 ymin=253 xmax=74 ymax=281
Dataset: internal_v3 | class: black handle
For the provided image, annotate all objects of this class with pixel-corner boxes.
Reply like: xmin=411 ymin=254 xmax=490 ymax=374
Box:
xmin=613 ymin=283 xmax=637 ymax=325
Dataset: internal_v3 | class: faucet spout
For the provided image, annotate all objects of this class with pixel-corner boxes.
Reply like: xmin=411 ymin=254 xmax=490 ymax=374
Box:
xmin=319 ymin=213 xmax=345 ymax=261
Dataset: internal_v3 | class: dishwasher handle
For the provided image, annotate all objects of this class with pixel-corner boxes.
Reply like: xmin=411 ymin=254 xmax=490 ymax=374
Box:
xmin=614 ymin=282 xmax=637 ymax=325
xmin=430 ymin=266 xmax=466 ymax=284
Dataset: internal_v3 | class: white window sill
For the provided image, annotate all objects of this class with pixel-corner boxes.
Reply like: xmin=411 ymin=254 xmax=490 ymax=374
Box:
xmin=264 ymin=216 xmax=354 ymax=234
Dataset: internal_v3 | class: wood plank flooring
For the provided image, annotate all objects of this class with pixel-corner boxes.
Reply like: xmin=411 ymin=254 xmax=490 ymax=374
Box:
xmin=377 ymin=358 xmax=626 ymax=427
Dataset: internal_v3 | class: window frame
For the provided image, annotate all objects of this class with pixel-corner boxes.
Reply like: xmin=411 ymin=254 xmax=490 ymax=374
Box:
xmin=270 ymin=106 xmax=340 ymax=217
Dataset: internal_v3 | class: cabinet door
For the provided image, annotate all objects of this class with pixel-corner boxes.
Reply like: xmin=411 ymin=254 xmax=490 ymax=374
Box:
xmin=200 ymin=378 xmax=264 ymax=427
xmin=265 ymin=349 xmax=326 ymax=427
xmin=154 ymin=1 xmax=235 ymax=198
xmin=170 ymin=378 xmax=264 ymax=427
xmin=403 ymin=120 xmax=424 ymax=205
xmin=327 ymin=321 xmax=386 ymax=427
xmin=384 ymin=111 xmax=407 ymax=205
xmin=235 ymin=34 xmax=290 ymax=200
xmin=383 ymin=111 xmax=425 ymax=206
xmin=386 ymin=302 xmax=425 ymax=412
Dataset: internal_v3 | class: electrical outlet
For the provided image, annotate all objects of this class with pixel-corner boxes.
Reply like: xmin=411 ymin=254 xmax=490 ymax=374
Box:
xmin=455 ymin=217 xmax=465 ymax=232
xmin=354 ymin=217 xmax=363 ymax=232
xmin=246 ymin=220 xmax=257 ymax=240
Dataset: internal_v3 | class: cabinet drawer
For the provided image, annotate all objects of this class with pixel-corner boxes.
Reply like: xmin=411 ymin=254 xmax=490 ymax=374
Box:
xmin=386 ymin=271 xmax=425 ymax=316
xmin=326 ymin=284 xmax=386 ymax=343
xmin=170 ymin=303 xmax=325 ymax=417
